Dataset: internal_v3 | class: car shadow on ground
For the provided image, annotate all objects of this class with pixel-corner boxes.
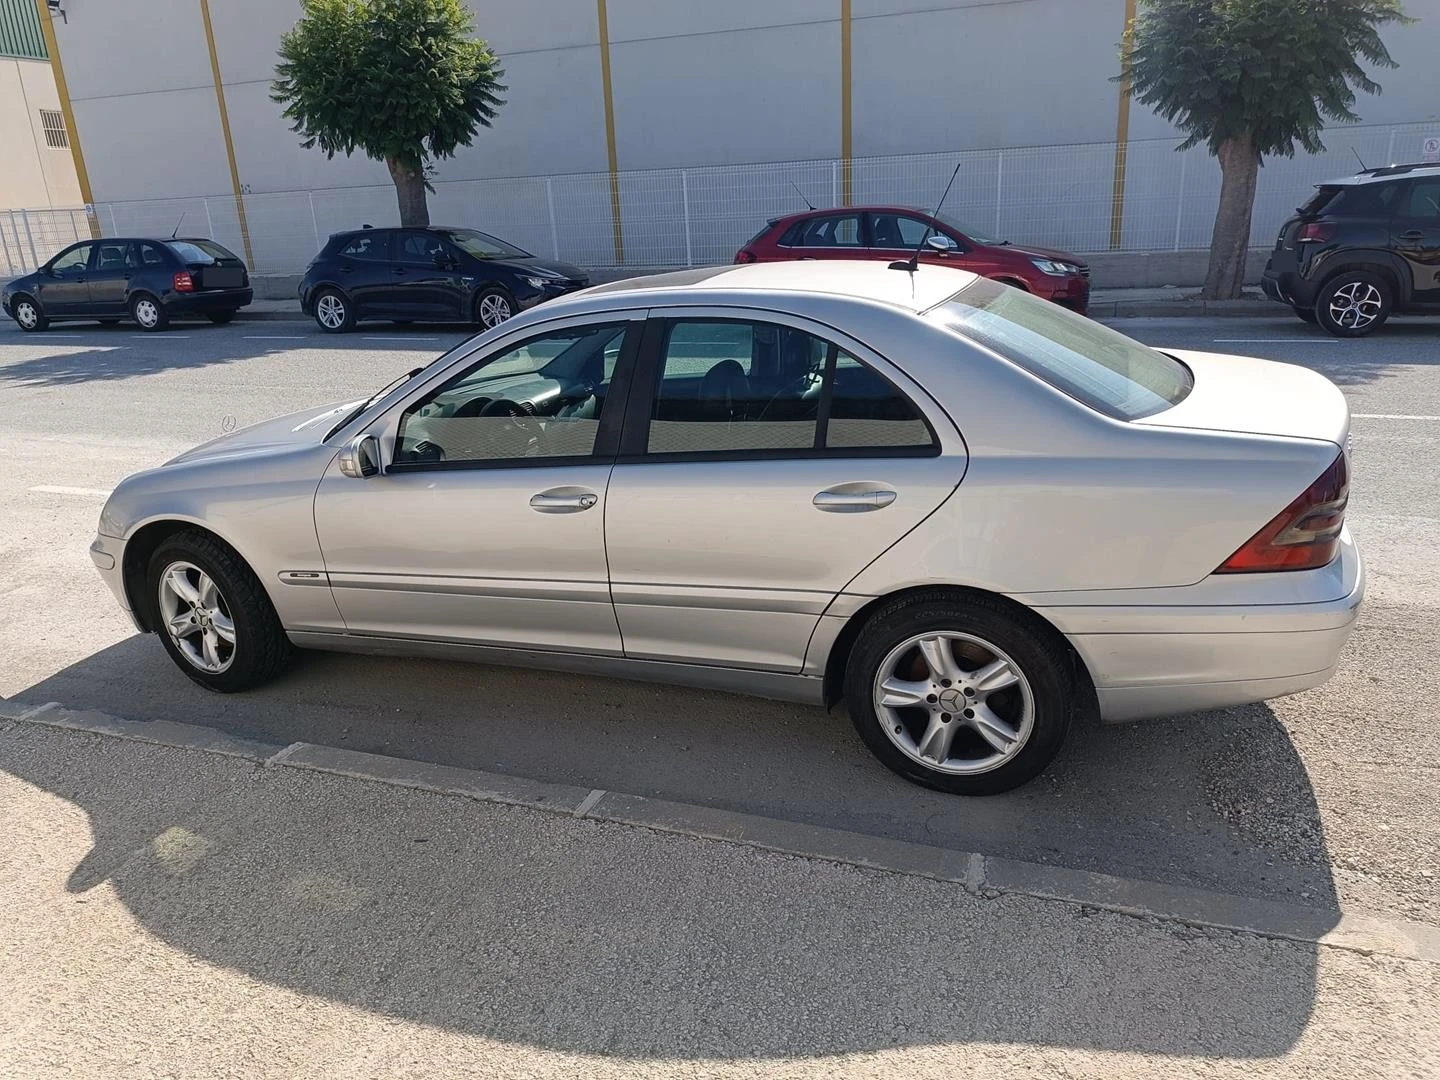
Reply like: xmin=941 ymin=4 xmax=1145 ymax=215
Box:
xmin=1 ymin=680 xmax=1327 ymax=1061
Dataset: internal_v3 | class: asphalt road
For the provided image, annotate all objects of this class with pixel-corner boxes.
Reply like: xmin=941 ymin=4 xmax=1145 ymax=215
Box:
xmin=1 ymin=311 xmax=1437 ymax=924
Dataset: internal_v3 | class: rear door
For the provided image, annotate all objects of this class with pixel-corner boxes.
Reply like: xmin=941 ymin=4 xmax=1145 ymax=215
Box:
xmin=35 ymin=242 xmax=94 ymax=315
xmin=87 ymin=240 xmax=136 ymax=315
xmin=782 ymin=212 xmax=870 ymax=262
xmin=603 ymin=311 xmax=965 ymax=671
xmin=332 ymin=231 xmax=395 ymax=314
xmin=1394 ymin=177 xmax=1440 ymax=306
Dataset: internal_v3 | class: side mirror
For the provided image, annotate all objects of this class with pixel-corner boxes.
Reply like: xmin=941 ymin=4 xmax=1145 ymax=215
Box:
xmin=924 ymin=234 xmax=958 ymax=253
xmin=338 ymin=433 xmax=381 ymax=478
xmin=432 ymin=253 xmax=453 ymax=269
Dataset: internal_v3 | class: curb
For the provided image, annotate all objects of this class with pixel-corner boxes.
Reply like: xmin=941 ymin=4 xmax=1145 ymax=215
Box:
xmin=5 ymin=697 xmax=1437 ymax=965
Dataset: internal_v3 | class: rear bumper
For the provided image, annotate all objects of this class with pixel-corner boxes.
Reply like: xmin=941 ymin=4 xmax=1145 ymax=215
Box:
xmin=166 ymin=287 xmax=253 ymax=313
xmin=1036 ymin=533 xmax=1364 ymax=723
xmin=1262 ymin=262 xmax=1318 ymax=308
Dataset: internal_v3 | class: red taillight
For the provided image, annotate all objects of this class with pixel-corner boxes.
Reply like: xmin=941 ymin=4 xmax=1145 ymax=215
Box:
xmin=1217 ymin=451 xmax=1348 ymax=573
xmin=1298 ymin=222 xmax=1336 ymax=244
xmin=173 ymin=270 xmax=195 ymax=292
xmin=734 ymin=249 xmax=757 ymax=264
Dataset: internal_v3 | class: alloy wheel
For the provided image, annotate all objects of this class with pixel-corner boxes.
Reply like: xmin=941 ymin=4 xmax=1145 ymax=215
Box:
xmin=15 ymin=301 xmax=38 ymax=329
xmin=872 ymin=631 xmax=1035 ymax=775
xmin=478 ymin=293 xmax=512 ymax=328
xmin=317 ymin=293 xmax=346 ymax=330
xmin=157 ymin=561 xmax=236 ymax=674
xmin=1327 ymin=281 xmax=1383 ymax=331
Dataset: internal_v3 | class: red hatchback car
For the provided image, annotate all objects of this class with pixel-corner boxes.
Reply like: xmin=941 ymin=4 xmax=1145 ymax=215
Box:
xmin=735 ymin=206 xmax=1091 ymax=314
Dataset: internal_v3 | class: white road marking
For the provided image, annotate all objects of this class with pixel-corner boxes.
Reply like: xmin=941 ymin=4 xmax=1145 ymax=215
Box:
xmin=361 ymin=335 xmax=440 ymax=342
xmin=1352 ymin=413 xmax=1440 ymax=421
xmin=29 ymin=485 xmax=110 ymax=497
xmin=1211 ymin=338 xmax=1330 ymax=343
xmin=243 ymin=334 xmax=306 ymax=340
xmin=129 ymin=334 xmax=191 ymax=339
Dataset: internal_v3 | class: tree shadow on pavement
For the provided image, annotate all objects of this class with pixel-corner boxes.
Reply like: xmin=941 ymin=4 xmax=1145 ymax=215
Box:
xmin=0 ymin=718 xmax=1324 ymax=1061
xmin=0 ymin=337 xmax=244 ymax=386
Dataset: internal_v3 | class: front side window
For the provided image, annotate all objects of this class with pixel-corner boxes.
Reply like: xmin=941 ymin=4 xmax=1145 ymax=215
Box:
xmin=932 ymin=278 xmax=1192 ymax=421
xmin=399 ymin=231 xmax=448 ymax=262
xmin=792 ymin=214 xmax=862 ymax=248
xmin=337 ymin=234 xmax=389 ymax=261
xmin=394 ymin=322 xmax=630 ymax=467
xmin=645 ymin=319 xmax=936 ymax=456
xmin=1404 ymin=180 xmax=1440 ymax=219
xmin=869 ymin=213 xmax=934 ymax=248
xmin=50 ymin=243 xmax=93 ymax=274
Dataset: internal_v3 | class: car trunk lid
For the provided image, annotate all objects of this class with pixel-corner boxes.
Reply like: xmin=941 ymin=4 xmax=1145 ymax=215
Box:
xmin=1133 ymin=349 xmax=1349 ymax=448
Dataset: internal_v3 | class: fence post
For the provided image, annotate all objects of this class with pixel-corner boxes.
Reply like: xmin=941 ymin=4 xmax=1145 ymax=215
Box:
xmin=681 ymin=170 xmax=693 ymax=267
xmin=203 ymin=198 xmax=216 ymax=241
xmin=0 ymin=215 xmax=14 ymax=277
xmin=1173 ymin=152 xmax=1187 ymax=251
xmin=994 ymin=152 xmax=1004 ymax=239
xmin=1386 ymin=129 xmax=1397 ymax=167
xmin=308 ymin=192 xmax=321 ymax=252
xmin=20 ymin=209 xmax=38 ymax=269
xmin=546 ymin=177 xmax=560 ymax=260
xmin=106 ymin=204 xmax=119 ymax=237
xmin=831 ymin=161 xmax=839 ymax=208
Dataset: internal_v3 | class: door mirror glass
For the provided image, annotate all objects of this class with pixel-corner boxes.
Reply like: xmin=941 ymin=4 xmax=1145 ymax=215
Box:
xmin=432 ymin=252 xmax=453 ymax=269
xmin=924 ymin=234 xmax=958 ymax=253
xmin=339 ymin=434 xmax=381 ymax=478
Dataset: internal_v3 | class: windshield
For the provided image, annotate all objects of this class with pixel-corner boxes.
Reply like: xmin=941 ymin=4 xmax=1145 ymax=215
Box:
xmin=166 ymin=240 xmax=239 ymax=264
xmin=931 ymin=278 xmax=1192 ymax=420
xmin=445 ymin=229 xmax=531 ymax=260
xmin=935 ymin=213 xmax=1002 ymax=246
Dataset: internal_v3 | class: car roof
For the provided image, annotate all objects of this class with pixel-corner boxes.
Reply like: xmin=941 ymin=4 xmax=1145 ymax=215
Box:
xmin=1317 ymin=162 xmax=1440 ymax=187
xmin=568 ymin=260 xmax=977 ymax=314
xmin=776 ymin=204 xmax=929 ymax=222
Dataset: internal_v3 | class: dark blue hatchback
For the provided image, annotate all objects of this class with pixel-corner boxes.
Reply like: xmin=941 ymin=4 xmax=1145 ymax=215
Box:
xmin=298 ymin=226 xmax=589 ymax=333
xmin=3 ymin=237 xmax=252 ymax=332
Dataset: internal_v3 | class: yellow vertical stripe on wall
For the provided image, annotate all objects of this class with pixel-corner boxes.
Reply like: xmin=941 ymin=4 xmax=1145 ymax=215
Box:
xmin=200 ymin=0 xmax=254 ymax=266
xmin=1109 ymin=0 xmax=1138 ymax=251
xmin=840 ymin=0 xmax=853 ymax=206
xmin=34 ymin=0 xmax=97 ymax=237
xmin=596 ymin=0 xmax=624 ymax=264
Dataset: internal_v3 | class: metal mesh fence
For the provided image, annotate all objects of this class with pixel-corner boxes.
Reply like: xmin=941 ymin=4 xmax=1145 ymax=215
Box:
xmin=3 ymin=121 xmax=1435 ymax=279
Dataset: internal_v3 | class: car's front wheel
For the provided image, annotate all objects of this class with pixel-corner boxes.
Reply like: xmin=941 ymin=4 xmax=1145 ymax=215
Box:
xmin=130 ymin=292 xmax=170 ymax=332
xmin=12 ymin=295 xmax=48 ymax=332
xmin=1316 ymin=271 xmax=1392 ymax=337
xmin=474 ymin=286 xmax=514 ymax=329
xmin=147 ymin=530 xmax=294 ymax=692
xmin=843 ymin=592 xmax=1076 ymax=795
xmin=314 ymin=288 xmax=354 ymax=333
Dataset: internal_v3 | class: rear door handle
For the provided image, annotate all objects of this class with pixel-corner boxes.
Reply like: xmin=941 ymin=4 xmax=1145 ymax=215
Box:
xmin=530 ymin=489 xmax=598 ymax=513
xmin=813 ymin=489 xmax=897 ymax=513
xmin=391 ymin=267 xmax=407 ymax=275
xmin=1399 ymin=230 xmax=1426 ymax=241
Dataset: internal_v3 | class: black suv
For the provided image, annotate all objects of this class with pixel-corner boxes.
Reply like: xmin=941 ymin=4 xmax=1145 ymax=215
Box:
xmin=1263 ymin=163 xmax=1440 ymax=337
xmin=298 ymin=226 xmax=589 ymax=333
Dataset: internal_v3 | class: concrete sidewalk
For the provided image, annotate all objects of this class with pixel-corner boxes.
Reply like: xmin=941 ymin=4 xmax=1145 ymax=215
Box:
xmin=2 ymin=709 xmax=1436 ymax=1079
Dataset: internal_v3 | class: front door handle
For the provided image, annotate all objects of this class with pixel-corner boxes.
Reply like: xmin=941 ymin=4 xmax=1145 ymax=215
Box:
xmin=1399 ymin=230 xmax=1426 ymax=241
xmin=391 ymin=267 xmax=407 ymax=275
xmin=530 ymin=489 xmax=598 ymax=513
xmin=813 ymin=488 xmax=897 ymax=513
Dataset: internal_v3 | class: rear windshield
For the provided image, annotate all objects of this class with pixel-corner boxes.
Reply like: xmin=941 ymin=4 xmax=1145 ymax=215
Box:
xmin=930 ymin=279 xmax=1192 ymax=421
xmin=167 ymin=240 xmax=239 ymax=265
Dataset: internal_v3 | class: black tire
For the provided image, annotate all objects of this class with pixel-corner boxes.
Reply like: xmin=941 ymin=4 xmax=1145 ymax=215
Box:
xmin=474 ymin=286 xmax=515 ymax=329
xmin=1292 ymin=306 xmax=1319 ymax=325
xmin=1315 ymin=270 xmax=1393 ymax=338
xmin=11 ymin=294 xmax=48 ymax=332
xmin=98 ymin=318 xmax=121 ymax=326
xmin=207 ymin=310 xmax=237 ymax=325
xmin=146 ymin=529 xmax=294 ymax=692
xmin=313 ymin=287 xmax=355 ymax=333
xmin=842 ymin=592 xmax=1077 ymax=795
xmin=130 ymin=292 xmax=170 ymax=332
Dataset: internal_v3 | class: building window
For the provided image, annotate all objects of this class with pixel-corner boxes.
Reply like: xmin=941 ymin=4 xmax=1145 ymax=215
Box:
xmin=39 ymin=109 xmax=68 ymax=149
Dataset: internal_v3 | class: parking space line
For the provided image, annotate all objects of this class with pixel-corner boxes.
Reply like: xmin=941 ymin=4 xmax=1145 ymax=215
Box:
xmin=361 ymin=335 xmax=441 ymax=342
xmin=129 ymin=334 xmax=192 ymax=339
xmin=1353 ymin=413 xmax=1440 ymax=421
xmin=29 ymin=485 xmax=110 ymax=497
xmin=243 ymin=335 xmax=306 ymax=340
xmin=1211 ymin=338 xmax=1331 ymax=343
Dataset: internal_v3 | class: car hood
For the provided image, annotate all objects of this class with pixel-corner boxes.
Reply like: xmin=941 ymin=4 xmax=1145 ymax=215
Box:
xmin=995 ymin=243 xmax=1086 ymax=266
xmin=487 ymin=256 xmax=588 ymax=281
xmin=165 ymin=399 xmax=360 ymax=466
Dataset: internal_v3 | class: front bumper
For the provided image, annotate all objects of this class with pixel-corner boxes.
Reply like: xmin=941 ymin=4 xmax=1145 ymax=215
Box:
xmin=1036 ymin=533 xmax=1364 ymax=723
xmin=1032 ymin=274 xmax=1090 ymax=316
xmin=90 ymin=533 xmax=143 ymax=632
xmin=515 ymin=279 xmax=590 ymax=312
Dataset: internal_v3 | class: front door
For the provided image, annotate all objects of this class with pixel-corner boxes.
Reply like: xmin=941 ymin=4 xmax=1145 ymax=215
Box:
xmin=603 ymin=313 xmax=965 ymax=672
xmin=313 ymin=317 xmax=640 ymax=654
xmin=1394 ymin=178 xmax=1440 ymax=306
xmin=392 ymin=231 xmax=465 ymax=318
xmin=87 ymin=240 xmax=136 ymax=315
xmin=865 ymin=211 xmax=971 ymax=269
xmin=34 ymin=241 xmax=94 ymax=315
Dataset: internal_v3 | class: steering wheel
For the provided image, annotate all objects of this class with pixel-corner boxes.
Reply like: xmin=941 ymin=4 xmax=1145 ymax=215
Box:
xmin=478 ymin=398 xmax=528 ymax=418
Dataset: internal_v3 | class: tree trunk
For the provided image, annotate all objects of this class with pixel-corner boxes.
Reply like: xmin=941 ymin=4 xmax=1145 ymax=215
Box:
xmin=1203 ymin=134 xmax=1261 ymax=300
xmin=387 ymin=158 xmax=429 ymax=227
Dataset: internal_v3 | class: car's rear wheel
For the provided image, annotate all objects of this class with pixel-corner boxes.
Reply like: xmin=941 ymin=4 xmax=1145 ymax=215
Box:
xmin=474 ymin=286 xmax=514 ymax=329
xmin=207 ymin=310 xmax=236 ymax=325
xmin=12 ymin=295 xmax=47 ymax=331
xmin=147 ymin=530 xmax=293 ymax=692
xmin=1316 ymin=271 xmax=1392 ymax=338
xmin=1292 ymin=306 xmax=1319 ymax=325
xmin=843 ymin=593 xmax=1075 ymax=795
xmin=130 ymin=292 xmax=170 ymax=332
xmin=314 ymin=288 xmax=354 ymax=333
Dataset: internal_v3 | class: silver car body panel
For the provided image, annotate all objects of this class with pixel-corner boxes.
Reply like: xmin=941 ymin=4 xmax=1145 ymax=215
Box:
xmin=94 ymin=262 xmax=1363 ymax=723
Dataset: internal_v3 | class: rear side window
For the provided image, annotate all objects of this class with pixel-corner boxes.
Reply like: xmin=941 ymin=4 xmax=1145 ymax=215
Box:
xmin=933 ymin=279 xmax=1192 ymax=421
xmin=137 ymin=242 xmax=170 ymax=267
xmin=789 ymin=214 xmax=862 ymax=248
xmin=337 ymin=233 xmax=389 ymax=261
xmin=166 ymin=240 xmax=238 ymax=264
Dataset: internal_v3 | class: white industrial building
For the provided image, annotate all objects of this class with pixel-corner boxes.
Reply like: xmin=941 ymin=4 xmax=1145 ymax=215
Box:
xmin=19 ymin=0 xmax=1440 ymax=277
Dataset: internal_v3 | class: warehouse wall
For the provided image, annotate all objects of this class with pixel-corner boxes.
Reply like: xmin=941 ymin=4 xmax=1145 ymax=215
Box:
xmin=0 ymin=56 xmax=81 ymax=209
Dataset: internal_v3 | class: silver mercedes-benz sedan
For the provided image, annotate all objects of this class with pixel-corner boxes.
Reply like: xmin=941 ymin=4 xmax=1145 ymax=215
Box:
xmin=91 ymin=262 xmax=1362 ymax=794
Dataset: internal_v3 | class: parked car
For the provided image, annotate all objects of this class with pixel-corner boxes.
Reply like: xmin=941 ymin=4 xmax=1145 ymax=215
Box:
xmin=298 ymin=225 xmax=590 ymax=333
xmin=3 ymin=237 xmax=252 ymax=332
xmin=735 ymin=205 xmax=1091 ymax=313
xmin=92 ymin=262 xmax=1360 ymax=795
xmin=1263 ymin=162 xmax=1440 ymax=337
